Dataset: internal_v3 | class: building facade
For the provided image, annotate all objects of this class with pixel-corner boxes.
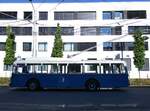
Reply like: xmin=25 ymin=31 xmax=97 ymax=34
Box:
xmin=0 ymin=1 xmax=150 ymax=78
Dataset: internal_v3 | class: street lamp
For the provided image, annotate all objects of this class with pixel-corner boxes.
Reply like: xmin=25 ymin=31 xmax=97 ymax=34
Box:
xmin=29 ymin=0 xmax=38 ymax=57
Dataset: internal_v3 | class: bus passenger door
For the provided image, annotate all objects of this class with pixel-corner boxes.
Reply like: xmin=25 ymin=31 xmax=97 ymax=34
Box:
xmin=57 ymin=64 xmax=68 ymax=88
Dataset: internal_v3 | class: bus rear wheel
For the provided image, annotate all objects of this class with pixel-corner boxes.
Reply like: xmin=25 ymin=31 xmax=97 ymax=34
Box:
xmin=85 ymin=79 xmax=99 ymax=91
xmin=27 ymin=79 xmax=40 ymax=91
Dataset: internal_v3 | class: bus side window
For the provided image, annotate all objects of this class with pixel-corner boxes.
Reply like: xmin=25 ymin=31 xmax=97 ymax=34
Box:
xmin=67 ymin=64 xmax=81 ymax=74
xmin=112 ymin=63 xmax=125 ymax=74
xmin=58 ymin=64 xmax=67 ymax=74
xmin=50 ymin=64 xmax=58 ymax=73
xmin=112 ymin=64 xmax=120 ymax=74
xmin=17 ymin=65 xmax=23 ymax=74
xmin=101 ymin=64 xmax=111 ymax=74
xmin=84 ymin=64 xmax=98 ymax=73
xmin=22 ymin=65 xmax=28 ymax=73
xmin=120 ymin=64 xmax=126 ymax=74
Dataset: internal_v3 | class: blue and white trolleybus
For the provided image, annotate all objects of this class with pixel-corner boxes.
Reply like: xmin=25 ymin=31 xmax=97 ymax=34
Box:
xmin=10 ymin=58 xmax=129 ymax=91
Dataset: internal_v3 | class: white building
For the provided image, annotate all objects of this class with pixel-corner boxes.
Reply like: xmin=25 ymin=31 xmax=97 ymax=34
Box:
xmin=0 ymin=0 xmax=150 ymax=78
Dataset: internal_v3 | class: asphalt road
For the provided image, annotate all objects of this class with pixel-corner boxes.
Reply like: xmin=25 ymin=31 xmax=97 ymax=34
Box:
xmin=0 ymin=87 xmax=150 ymax=111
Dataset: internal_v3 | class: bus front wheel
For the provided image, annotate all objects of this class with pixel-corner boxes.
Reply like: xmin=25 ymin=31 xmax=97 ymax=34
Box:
xmin=26 ymin=79 xmax=40 ymax=91
xmin=85 ymin=79 xmax=99 ymax=91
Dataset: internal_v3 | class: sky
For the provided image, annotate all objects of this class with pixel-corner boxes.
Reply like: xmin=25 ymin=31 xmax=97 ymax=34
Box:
xmin=0 ymin=0 xmax=150 ymax=3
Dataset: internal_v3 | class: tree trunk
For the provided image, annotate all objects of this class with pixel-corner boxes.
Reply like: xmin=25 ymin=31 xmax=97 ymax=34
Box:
xmin=138 ymin=68 xmax=141 ymax=86
xmin=138 ymin=68 xmax=140 ymax=79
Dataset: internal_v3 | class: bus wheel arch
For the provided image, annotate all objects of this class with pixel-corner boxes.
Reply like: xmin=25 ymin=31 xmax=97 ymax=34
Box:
xmin=26 ymin=78 xmax=40 ymax=91
xmin=85 ymin=78 xmax=100 ymax=91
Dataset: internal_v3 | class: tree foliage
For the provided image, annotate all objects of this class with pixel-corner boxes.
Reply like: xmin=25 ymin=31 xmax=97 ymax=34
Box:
xmin=51 ymin=23 xmax=63 ymax=57
xmin=133 ymin=29 xmax=145 ymax=71
xmin=4 ymin=26 xmax=16 ymax=65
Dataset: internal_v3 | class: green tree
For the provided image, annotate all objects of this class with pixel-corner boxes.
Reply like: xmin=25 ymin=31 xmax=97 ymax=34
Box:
xmin=4 ymin=26 xmax=16 ymax=65
xmin=51 ymin=23 xmax=63 ymax=57
xmin=133 ymin=29 xmax=145 ymax=79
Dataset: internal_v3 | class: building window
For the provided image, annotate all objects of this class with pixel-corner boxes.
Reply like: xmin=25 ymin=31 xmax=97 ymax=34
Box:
xmin=64 ymin=42 xmax=96 ymax=51
xmin=141 ymin=58 xmax=149 ymax=71
xmin=39 ymin=27 xmax=74 ymax=35
xmin=103 ymin=11 xmax=112 ymax=19
xmin=12 ymin=27 xmax=32 ymax=35
xmin=0 ymin=27 xmax=32 ymax=35
xmin=0 ymin=42 xmax=5 ymax=51
xmin=127 ymin=10 xmax=146 ymax=19
xmin=54 ymin=11 xmax=96 ymax=20
xmin=4 ymin=65 xmax=12 ymax=71
xmin=0 ymin=27 xmax=6 ymax=35
xmin=54 ymin=12 xmax=74 ymax=20
xmin=112 ymin=26 xmax=122 ymax=35
xmin=100 ymin=27 xmax=112 ymax=35
xmin=128 ymin=26 xmax=150 ymax=34
xmin=24 ymin=12 xmax=32 ymax=20
xmin=38 ymin=42 xmax=47 ymax=52
xmin=103 ymin=42 xmax=148 ymax=51
xmin=0 ymin=11 xmax=17 ymax=20
xmin=103 ymin=42 xmax=113 ymax=51
xmin=81 ymin=26 xmax=121 ymax=35
xmin=103 ymin=10 xmax=146 ymax=20
xmin=64 ymin=43 xmax=73 ymax=51
xmin=80 ymin=27 xmax=97 ymax=35
xmin=61 ymin=27 xmax=74 ymax=35
xmin=76 ymin=11 xmax=96 ymax=20
xmin=23 ymin=42 xmax=32 ymax=51
xmin=39 ymin=12 xmax=48 ymax=20
xmin=114 ymin=42 xmax=125 ymax=51
xmin=113 ymin=11 xmax=123 ymax=19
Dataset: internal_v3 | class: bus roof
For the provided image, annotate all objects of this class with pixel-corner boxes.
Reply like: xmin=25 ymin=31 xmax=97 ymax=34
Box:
xmin=13 ymin=57 xmax=127 ymax=65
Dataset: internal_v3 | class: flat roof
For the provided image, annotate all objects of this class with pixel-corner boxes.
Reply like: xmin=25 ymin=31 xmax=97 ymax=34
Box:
xmin=14 ymin=57 xmax=126 ymax=65
xmin=0 ymin=0 xmax=150 ymax=3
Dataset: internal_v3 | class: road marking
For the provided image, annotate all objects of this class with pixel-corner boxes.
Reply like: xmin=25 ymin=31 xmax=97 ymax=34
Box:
xmin=100 ymin=104 xmax=138 ymax=107
xmin=0 ymin=102 xmax=138 ymax=108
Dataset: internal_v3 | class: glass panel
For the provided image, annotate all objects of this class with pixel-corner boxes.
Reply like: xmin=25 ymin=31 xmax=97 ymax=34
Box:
xmin=39 ymin=12 xmax=48 ymax=20
xmin=114 ymin=11 xmax=123 ymax=19
xmin=24 ymin=12 xmax=32 ymax=20
xmin=12 ymin=27 xmax=32 ymax=35
xmin=61 ymin=27 xmax=74 ymax=35
xmin=111 ymin=63 xmax=125 ymax=74
xmin=77 ymin=12 xmax=96 ymax=20
xmin=103 ymin=42 xmax=113 ymax=51
xmin=127 ymin=10 xmax=146 ymax=19
xmin=0 ymin=42 xmax=5 ymax=51
xmin=100 ymin=27 xmax=112 ymax=35
xmin=141 ymin=58 xmax=149 ymax=71
xmin=23 ymin=42 xmax=32 ymax=51
xmin=81 ymin=27 xmax=97 ymax=35
xmin=68 ymin=64 xmax=81 ymax=73
xmin=84 ymin=64 xmax=98 ymax=73
xmin=101 ymin=64 xmax=111 ymax=74
xmin=103 ymin=11 xmax=112 ymax=19
xmin=38 ymin=42 xmax=47 ymax=52
xmin=0 ymin=11 xmax=17 ymax=20
xmin=64 ymin=43 xmax=72 ymax=51
xmin=50 ymin=64 xmax=58 ymax=73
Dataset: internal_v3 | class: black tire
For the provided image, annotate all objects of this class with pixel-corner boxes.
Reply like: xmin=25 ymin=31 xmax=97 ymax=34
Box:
xmin=85 ymin=79 xmax=99 ymax=91
xmin=27 ymin=79 xmax=40 ymax=91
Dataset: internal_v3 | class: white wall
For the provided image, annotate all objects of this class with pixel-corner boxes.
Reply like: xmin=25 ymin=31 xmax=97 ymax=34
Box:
xmin=0 ymin=2 xmax=150 ymax=78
